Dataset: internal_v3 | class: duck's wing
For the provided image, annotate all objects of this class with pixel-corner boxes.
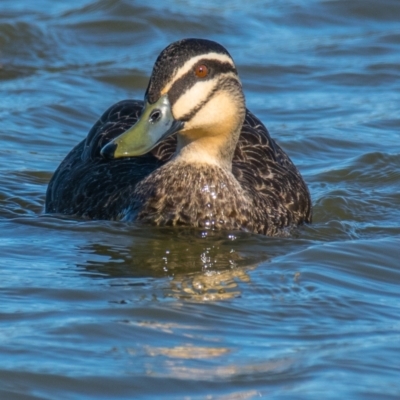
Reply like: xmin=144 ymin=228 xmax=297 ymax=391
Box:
xmin=46 ymin=103 xmax=311 ymax=224
xmin=232 ymin=109 xmax=312 ymax=225
xmin=45 ymin=100 xmax=169 ymax=219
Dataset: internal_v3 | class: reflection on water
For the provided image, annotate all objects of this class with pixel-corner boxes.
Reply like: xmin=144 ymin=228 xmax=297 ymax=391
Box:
xmin=169 ymin=266 xmax=255 ymax=302
xmin=144 ymin=344 xmax=230 ymax=359
xmin=147 ymin=359 xmax=293 ymax=381
xmin=78 ymin=227 xmax=265 ymax=300
xmin=79 ymin=228 xmax=267 ymax=275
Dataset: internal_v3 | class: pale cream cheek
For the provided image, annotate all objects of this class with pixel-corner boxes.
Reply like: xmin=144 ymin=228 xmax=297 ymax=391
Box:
xmin=172 ymin=80 xmax=216 ymax=120
xmin=172 ymin=71 xmax=241 ymax=123
xmin=173 ymin=91 xmax=243 ymax=167
xmin=182 ymin=92 xmax=239 ymax=137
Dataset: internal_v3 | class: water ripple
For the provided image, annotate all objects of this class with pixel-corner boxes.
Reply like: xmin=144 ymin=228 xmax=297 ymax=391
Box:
xmin=1 ymin=0 xmax=400 ymax=399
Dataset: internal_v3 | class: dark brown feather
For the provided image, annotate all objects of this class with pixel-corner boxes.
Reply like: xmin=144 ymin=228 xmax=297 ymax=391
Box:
xmin=46 ymin=100 xmax=311 ymax=234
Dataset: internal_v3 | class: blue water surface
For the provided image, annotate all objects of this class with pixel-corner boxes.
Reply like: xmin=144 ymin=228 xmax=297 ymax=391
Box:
xmin=1 ymin=1 xmax=399 ymax=399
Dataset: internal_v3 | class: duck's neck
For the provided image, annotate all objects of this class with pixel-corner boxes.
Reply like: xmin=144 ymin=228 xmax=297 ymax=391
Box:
xmin=173 ymin=127 xmax=241 ymax=171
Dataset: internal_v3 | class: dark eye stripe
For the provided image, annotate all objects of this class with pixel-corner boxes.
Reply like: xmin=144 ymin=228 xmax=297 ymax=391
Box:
xmin=168 ymin=60 xmax=237 ymax=107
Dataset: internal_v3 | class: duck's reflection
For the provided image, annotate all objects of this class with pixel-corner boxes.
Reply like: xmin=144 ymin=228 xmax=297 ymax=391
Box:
xmin=77 ymin=226 xmax=268 ymax=301
xmin=169 ymin=266 xmax=254 ymax=301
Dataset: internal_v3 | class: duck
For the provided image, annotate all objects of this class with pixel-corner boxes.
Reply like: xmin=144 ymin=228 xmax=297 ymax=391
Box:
xmin=45 ymin=38 xmax=312 ymax=236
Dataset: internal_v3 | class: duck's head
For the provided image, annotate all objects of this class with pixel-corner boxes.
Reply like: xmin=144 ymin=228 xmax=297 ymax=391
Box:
xmin=101 ymin=38 xmax=245 ymax=168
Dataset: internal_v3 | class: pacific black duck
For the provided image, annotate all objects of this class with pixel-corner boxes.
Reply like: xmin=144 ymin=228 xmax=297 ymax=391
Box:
xmin=45 ymin=38 xmax=312 ymax=235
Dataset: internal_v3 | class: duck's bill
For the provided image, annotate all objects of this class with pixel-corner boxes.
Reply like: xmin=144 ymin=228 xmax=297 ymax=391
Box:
xmin=101 ymin=94 xmax=183 ymax=159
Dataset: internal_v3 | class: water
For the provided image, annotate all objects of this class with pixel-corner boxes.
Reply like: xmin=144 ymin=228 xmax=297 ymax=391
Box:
xmin=1 ymin=1 xmax=399 ymax=399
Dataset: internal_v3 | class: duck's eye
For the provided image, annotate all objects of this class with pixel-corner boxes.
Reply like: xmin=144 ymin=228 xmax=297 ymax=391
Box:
xmin=195 ymin=64 xmax=209 ymax=78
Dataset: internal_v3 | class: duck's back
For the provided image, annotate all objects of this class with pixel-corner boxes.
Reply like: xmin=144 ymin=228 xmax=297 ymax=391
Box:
xmin=45 ymin=100 xmax=311 ymax=229
xmin=232 ymin=110 xmax=312 ymax=231
xmin=45 ymin=100 xmax=161 ymax=219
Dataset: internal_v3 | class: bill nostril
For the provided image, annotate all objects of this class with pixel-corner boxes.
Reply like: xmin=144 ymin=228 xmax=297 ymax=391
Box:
xmin=149 ymin=109 xmax=161 ymax=124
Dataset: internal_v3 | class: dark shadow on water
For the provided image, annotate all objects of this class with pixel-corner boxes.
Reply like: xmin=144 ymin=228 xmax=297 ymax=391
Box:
xmin=75 ymin=226 xmax=273 ymax=301
xmin=77 ymin=226 xmax=270 ymax=277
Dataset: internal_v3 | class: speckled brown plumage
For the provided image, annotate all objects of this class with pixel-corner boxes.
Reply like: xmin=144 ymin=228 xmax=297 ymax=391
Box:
xmin=46 ymin=99 xmax=311 ymax=235
xmin=46 ymin=38 xmax=312 ymax=235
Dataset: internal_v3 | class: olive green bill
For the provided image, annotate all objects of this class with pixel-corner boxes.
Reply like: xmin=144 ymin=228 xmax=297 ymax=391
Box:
xmin=100 ymin=94 xmax=183 ymax=159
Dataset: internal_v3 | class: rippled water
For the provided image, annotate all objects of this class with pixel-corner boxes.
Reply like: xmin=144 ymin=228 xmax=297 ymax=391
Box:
xmin=1 ymin=1 xmax=399 ymax=399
